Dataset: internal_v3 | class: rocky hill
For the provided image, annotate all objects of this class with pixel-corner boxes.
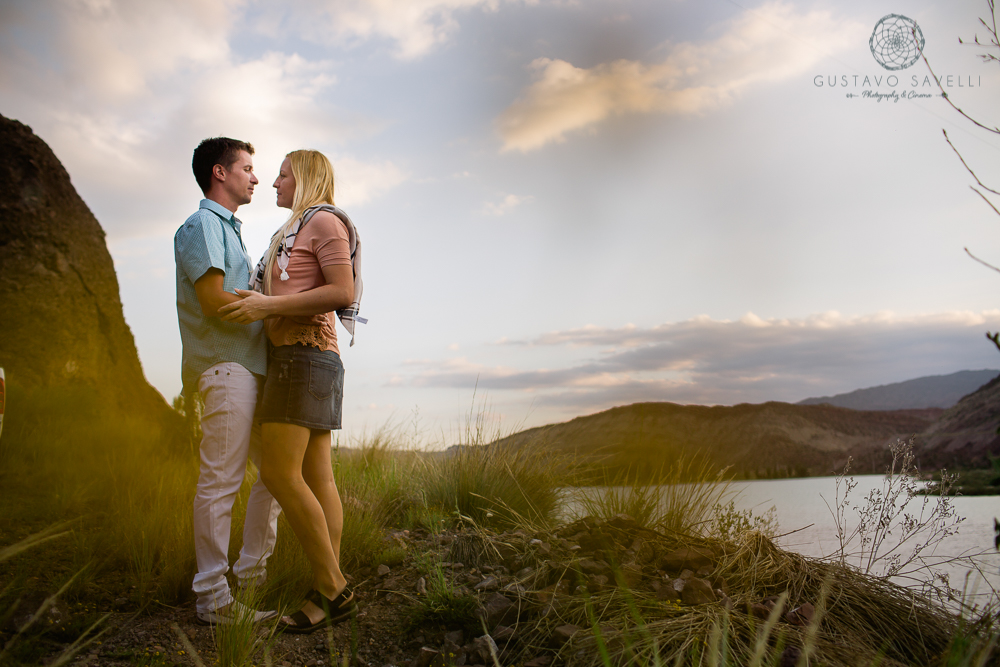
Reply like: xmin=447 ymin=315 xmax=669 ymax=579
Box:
xmin=913 ymin=374 xmax=1000 ymax=470
xmin=500 ymin=401 xmax=941 ymax=478
xmin=797 ymin=369 xmax=1000 ymax=410
xmin=0 ymin=115 xmax=177 ymax=426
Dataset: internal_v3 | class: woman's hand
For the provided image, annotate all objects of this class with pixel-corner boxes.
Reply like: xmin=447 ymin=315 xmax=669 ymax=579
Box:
xmin=219 ymin=289 xmax=274 ymax=324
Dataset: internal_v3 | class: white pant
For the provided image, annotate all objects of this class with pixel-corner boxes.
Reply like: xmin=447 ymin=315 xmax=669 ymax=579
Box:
xmin=192 ymin=362 xmax=282 ymax=613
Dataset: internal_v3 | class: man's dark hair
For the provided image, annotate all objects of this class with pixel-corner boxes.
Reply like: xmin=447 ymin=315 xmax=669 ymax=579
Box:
xmin=192 ymin=137 xmax=255 ymax=194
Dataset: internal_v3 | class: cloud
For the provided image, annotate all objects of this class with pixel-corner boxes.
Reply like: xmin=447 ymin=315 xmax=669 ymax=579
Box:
xmin=251 ymin=0 xmax=509 ymax=60
xmin=0 ymin=0 xmax=406 ymax=239
xmin=482 ymin=193 xmax=534 ymax=216
xmin=497 ymin=2 xmax=864 ymax=152
xmin=401 ymin=311 xmax=1000 ymax=416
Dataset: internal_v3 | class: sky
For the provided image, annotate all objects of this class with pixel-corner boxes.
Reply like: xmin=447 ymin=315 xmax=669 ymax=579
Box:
xmin=2 ymin=0 xmax=999 ymax=445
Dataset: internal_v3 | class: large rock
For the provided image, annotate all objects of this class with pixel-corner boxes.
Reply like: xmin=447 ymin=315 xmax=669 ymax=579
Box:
xmin=0 ymin=115 xmax=175 ymax=423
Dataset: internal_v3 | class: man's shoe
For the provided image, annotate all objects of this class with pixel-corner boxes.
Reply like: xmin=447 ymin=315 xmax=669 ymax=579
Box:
xmin=196 ymin=600 xmax=280 ymax=626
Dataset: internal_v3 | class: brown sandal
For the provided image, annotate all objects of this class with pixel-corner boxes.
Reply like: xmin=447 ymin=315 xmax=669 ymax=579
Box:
xmin=280 ymin=587 xmax=358 ymax=634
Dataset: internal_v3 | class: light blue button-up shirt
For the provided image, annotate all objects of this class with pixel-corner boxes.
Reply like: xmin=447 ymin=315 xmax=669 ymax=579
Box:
xmin=174 ymin=199 xmax=267 ymax=389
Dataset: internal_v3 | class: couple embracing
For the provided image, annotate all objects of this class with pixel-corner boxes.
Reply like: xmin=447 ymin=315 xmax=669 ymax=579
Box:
xmin=173 ymin=137 xmax=363 ymax=633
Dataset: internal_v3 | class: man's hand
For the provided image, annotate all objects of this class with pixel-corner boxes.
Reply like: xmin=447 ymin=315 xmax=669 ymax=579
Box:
xmin=219 ymin=289 xmax=274 ymax=324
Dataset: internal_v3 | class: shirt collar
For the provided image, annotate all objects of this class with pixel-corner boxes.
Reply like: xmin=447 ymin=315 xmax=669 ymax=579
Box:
xmin=199 ymin=198 xmax=241 ymax=232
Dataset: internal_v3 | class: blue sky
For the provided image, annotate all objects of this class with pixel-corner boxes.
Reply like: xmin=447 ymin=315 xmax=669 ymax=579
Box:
xmin=2 ymin=0 xmax=998 ymax=443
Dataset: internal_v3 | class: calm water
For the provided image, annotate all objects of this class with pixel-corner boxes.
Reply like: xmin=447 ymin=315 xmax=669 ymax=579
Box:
xmin=566 ymin=476 xmax=1000 ymax=601
xmin=730 ymin=476 xmax=1000 ymax=597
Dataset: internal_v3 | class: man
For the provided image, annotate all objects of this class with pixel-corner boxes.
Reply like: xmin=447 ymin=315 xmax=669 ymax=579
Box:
xmin=174 ymin=137 xmax=282 ymax=625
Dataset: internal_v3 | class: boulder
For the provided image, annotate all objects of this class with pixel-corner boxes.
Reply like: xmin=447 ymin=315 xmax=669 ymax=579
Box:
xmin=0 ymin=115 xmax=177 ymax=428
xmin=680 ymin=578 xmax=716 ymax=605
xmin=660 ymin=546 xmax=713 ymax=572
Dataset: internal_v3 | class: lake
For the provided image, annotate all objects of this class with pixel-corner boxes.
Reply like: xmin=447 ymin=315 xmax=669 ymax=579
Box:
xmin=565 ymin=475 xmax=1000 ymax=603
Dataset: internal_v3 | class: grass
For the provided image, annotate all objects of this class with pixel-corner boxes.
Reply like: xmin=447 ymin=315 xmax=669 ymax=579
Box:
xmin=571 ymin=456 xmax=734 ymax=535
xmin=2 ymin=383 xmax=999 ymax=665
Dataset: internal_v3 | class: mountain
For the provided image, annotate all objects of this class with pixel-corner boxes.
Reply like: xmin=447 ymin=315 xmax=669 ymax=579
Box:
xmin=914 ymin=374 xmax=1000 ymax=470
xmin=797 ymin=370 xmax=999 ymax=410
xmin=0 ymin=114 xmax=178 ymax=426
xmin=499 ymin=401 xmax=941 ymax=479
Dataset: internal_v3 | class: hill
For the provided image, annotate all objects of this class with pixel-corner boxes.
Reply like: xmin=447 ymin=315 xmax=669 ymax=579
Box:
xmin=500 ymin=401 xmax=941 ymax=478
xmin=914 ymin=374 xmax=1000 ymax=470
xmin=797 ymin=369 xmax=999 ymax=410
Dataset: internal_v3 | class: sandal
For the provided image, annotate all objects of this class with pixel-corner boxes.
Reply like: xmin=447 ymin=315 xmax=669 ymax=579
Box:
xmin=279 ymin=587 xmax=358 ymax=634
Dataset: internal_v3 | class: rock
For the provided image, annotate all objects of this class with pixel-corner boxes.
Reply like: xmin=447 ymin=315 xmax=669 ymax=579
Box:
xmin=786 ymin=603 xmax=815 ymax=626
xmin=478 ymin=593 xmax=517 ymax=629
xmin=524 ymin=657 xmax=552 ymax=667
xmin=550 ymin=624 xmax=582 ymax=648
xmin=656 ymin=586 xmax=681 ymax=602
xmin=750 ymin=603 xmax=771 ymax=620
xmin=680 ymin=578 xmax=716 ymax=605
xmin=780 ymin=646 xmax=802 ymax=667
xmin=377 ymin=564 xmax=391 ymax=576
xmin=671 ymin=578 xmax=686 ymax=593
xmin=469 ymin=635 xmax=499 ymax=664
xmin=416 ymin=647 xmax=439 ymax=667
xmin=415 ymin=577 xmax=427 ymax=595
xmin=618 ymin=563 xmax=643 ymax=589
xmin=0 ymin=115 xmax=180 ymax=429
xmin=588 ymin=574 xmax=609 ymax=589
xmin=660 ymin=546 xmax=713 ymax=572
xmin=491 ymin=625 xmax=515 ymax=642
xmin=442 ymin=631 xmax=465 ymax=666
xmin=473 ymin=576 xmax=498 ymax=591
xmin=493 ymin=542 xmax=518 ymax=565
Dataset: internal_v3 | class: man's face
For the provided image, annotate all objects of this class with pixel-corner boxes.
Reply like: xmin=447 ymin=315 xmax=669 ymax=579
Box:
xmin=222 ymin=150 xmax=258 ymax=206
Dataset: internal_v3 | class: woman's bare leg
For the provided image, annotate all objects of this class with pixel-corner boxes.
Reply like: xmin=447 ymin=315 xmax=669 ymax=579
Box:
xmin=301 ymin=430 xmax=344 ymax=563
xmin=260 ymin=423 xmax=346 ymax=624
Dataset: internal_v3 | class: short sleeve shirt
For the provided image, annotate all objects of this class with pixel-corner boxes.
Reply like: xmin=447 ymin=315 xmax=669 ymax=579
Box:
xmin=265 ymin=213 xmax=351 ymax=355
xmin=174 ymin=199 xmax=267 ymax=389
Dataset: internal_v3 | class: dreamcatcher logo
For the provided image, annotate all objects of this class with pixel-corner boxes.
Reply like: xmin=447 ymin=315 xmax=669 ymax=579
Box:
xmin=869 ymin=14 xmax=925 ymax=70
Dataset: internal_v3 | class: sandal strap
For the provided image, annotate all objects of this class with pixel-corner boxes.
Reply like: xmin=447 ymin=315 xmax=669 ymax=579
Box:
xmin=308 ymin=587 xmax=354 ymax=613
xmin=287 ymin=609 xmax=313 ymax=629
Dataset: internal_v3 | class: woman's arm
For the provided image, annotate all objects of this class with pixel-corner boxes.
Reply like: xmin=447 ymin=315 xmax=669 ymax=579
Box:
xmin=218 ymin=264 xmax=354 ymax=324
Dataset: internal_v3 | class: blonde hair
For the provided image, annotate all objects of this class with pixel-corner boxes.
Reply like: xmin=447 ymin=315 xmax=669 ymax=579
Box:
xmin=263 ymin=150 xmax=335 ymax=294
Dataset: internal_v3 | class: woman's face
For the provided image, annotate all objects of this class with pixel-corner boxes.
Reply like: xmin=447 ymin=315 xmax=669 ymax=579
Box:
xmin=273 ymin=156 xmax=295 ymax=209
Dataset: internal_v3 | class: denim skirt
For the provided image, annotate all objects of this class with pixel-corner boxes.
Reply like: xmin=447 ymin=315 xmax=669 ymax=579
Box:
xmin=256 ymin=344 xmax=344 ymax=430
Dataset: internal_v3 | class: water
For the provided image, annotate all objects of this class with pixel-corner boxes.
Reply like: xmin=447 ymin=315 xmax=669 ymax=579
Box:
xmin=566 ymin=475 xmax=1000 ymax=602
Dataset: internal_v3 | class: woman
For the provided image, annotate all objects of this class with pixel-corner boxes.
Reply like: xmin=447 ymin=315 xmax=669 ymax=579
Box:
xmin=220 ymin=149 xmax=360 ymax=633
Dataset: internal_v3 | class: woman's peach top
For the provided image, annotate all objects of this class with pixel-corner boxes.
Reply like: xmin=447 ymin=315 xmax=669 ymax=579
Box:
xmin=265 ymin=213 xmax=351 ymax=355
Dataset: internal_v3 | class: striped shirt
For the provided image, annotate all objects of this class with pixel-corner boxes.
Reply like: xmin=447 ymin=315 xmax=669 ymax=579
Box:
xmin=174 ymin=199 xmax=267 ymax=389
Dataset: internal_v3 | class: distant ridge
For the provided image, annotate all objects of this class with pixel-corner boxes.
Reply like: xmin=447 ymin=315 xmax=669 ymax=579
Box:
xmin=498 ymin=401 xmax=940 ymax=478
xmin=796 ymin=370 xmax=999 ymax=411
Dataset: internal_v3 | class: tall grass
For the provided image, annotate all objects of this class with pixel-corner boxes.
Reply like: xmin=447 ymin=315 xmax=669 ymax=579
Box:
xmin=571 ymin=456 xmax=733 ymax=535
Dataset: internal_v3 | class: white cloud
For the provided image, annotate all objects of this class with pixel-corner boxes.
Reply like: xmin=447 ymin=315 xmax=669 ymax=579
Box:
xmin=401 ymin=311 xmax=1000 ymax=415
xmin=0 ymin=0 xmax=406 ymax=239
xmin=481 ymin=193 xmax=534 ymax=216
xmin=251 ymin=0 xmax=509 ymax=60
xmin=498 ymin=2 xmax=864 ymax=152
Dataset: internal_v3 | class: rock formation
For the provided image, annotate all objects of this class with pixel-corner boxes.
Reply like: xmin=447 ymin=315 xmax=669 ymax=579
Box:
xmin=0 ymin=114 xmax=175 ymax=423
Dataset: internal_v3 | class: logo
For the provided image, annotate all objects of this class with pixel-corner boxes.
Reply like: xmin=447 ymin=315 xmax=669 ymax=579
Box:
xmin=869 ymin=14 xmax=925 ymax=70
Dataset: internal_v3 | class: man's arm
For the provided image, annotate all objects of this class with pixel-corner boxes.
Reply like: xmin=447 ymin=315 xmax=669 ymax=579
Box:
xmin=194 ymin=268 xmax=243 ymax=317
xmin=217 ymin=264 xmax=354 ymax=324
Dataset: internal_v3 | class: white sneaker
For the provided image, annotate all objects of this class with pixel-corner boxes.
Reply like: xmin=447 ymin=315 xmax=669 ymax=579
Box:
xmin=196 ymin=600 xmax=279 ymax=626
